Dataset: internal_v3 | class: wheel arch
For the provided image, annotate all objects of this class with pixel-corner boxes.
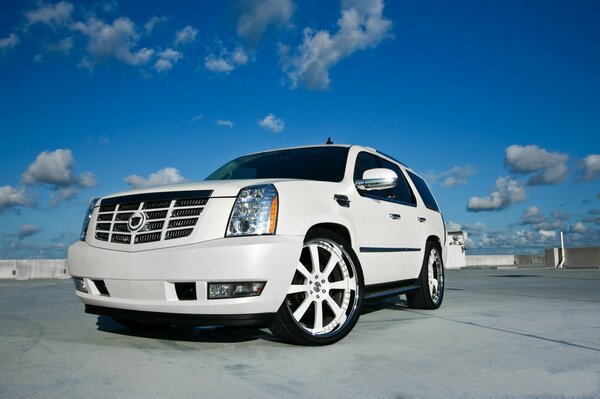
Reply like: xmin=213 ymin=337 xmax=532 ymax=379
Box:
xmin=305 ymin=222 xmax=353 ymax=248
xmin=425 ymin=234 xmax=446 ymax=267
xmin=426 ymin=235 xmax=442 ymax=248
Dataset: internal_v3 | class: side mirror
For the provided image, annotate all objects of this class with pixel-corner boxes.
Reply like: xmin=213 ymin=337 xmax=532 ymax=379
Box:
xmin=355 ymin=168 xmax=398 ymax=191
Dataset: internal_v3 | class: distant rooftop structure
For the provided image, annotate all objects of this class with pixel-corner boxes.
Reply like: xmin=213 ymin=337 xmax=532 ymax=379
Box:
xmin=446 ymin=230 xmax=467 ymax=269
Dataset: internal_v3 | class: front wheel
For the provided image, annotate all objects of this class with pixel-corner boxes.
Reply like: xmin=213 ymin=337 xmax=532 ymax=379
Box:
xmin=407 ymin=241 xmax=445 ymax=309
xmin=269 ymin=229 xmax=364 ymax=345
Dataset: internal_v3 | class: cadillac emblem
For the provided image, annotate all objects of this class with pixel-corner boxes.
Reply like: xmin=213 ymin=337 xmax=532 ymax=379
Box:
xmin=127 ymin=211 xmax=146 ymax=232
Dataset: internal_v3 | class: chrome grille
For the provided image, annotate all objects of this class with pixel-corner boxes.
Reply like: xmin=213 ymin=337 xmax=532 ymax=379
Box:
xmin=94 ymin=190 xmax=212 ymax=245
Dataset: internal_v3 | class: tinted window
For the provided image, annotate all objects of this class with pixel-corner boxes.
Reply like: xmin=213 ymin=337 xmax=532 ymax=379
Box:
xmin=206 ymin=147 xmax=350 ymax=182
xmin=353 ymin=152 xmax=416 ymax=205
xmin=378 ymin=158 xmax=415 ymax=205
xmin=407 ymin=170 xmax=440 ymax=212
xmin=353 ymin=152 xmax=388 ymax=198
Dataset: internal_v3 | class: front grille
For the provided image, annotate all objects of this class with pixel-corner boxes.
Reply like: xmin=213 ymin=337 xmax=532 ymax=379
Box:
xmin=94 ymin=190 xmax=212 ymax=245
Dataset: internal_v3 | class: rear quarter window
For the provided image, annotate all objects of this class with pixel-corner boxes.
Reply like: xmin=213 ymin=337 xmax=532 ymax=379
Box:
xmin=407 ymin=170 xmax=440 ymax=212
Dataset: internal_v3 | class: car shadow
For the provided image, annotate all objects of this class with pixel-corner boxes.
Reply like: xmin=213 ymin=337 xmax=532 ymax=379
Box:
xmin=94 ymin=297 xmax=410 ymax=344
xmin=95 ymin=316 xmax=281 ymax=344
xmin=361 ymin=296 xmax=409 ymax=316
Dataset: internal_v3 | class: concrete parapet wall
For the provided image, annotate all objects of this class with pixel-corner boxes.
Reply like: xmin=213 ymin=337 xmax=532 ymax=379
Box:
xmin=563 ymin=247 xmax=600 ymax=269
xmin=466 ymin=254 xmax=547 ymax=267
xmin=466 ymin=255 xmax=515 ymax=267
xmin=445 ymin=245 xmax=466 ymax=269
xmin=0 ymin=260 xmax=69 ymax=280
xmin=0 ymin=260 xmax=17 ymax=278
xmin=515 ymin=254 xmax=546 ymax=265
xmin=545 ymin=247 xmax=600 ymax=268
xmin=545 ymin=248 xmax=560 ymax=268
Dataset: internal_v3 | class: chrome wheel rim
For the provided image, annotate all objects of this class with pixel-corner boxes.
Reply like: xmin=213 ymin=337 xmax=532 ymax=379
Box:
xmin=428 ymin=247 xmax=443 ymax=303
xmin=286 ymin=239 xmax=359 ymax=336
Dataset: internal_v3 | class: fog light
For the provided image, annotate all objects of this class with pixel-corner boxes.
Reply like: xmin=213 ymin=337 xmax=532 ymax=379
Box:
xmin=208 ymin=282 xmax=265 ymax=299
xmin=73 ymin=277 xmax=87 ymax=293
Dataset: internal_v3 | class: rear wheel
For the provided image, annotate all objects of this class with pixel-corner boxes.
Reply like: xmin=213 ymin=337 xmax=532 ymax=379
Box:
xmin=407 ymin=241 xmax=444 ymax=309
xmin=269 ymin=229 xmax=364 ymax=345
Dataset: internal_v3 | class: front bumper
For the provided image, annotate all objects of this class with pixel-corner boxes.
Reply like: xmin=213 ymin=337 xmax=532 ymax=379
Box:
xmin=67 ymin=235 xmax=304 ymax=319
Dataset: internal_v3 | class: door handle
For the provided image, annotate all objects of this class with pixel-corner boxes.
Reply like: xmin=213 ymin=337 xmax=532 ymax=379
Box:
xmin=417 ymin=217 xmax=426 ymax=223
xmin=389 ymin=213 xmax=401 ymax=220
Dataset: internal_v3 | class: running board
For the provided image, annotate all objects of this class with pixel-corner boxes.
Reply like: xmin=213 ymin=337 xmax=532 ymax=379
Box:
xmin=364 ymin=279 xmax=422 ymax=300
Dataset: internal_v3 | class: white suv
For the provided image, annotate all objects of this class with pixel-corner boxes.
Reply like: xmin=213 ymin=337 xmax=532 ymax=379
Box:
xmin=68 ymin=144 xmax=446 ymax=345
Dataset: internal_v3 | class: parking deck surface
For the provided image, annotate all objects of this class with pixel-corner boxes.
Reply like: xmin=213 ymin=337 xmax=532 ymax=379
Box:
xmin=1 ymin=268 xmax=599 ymax=398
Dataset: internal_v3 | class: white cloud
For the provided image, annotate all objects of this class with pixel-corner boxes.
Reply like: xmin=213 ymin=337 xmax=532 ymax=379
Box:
xmin=280 ymin=0 xmax=392 ymax=90
xmin=48 ymin=36 xmax=74 ymax=54
xmin=204 ymin=44 xmax=250 ymax=74
xmin=174 ymin=25 xmax=198 ymax=46
xmin=144 ymin=16 xmax=169 ymax=34
xmin=521 ymin=206 xmax=545 ymax=226
xmin=0 ymin=186 xmax=32 ymax=211
xmin=583 ymin=209 xmax=600 ymax=225
xmin=237 ymin=0 xmax=295 ymax=45
xmin=551 ymin=210 xmax=572 ymax=222
xmin=96 ymin=0 xmax=119 ymax=15
xmin=0 ymin=33 xmax=20 ymax=53
xmin=258 ymin=113 xmax=285 ymax=133
xmin=512 ymin=206 xmax=569 ymax=232
xmin=25 ymin=1 xmax=74 ymax=29
xmin=538 ymin=229 xmax=557 ymax=239
xmin=425 ymin=165 xmax=476 ymax=188
xmin=472 ymin=227 xmax=562 ymax=252
xmin=216 ymin=119 xmax=234 ymax=128
xmin=570 ymin=222 xmax=587 ymax=234
xmin=21 ymin=149 xmax=97 ymax=206
xmin=22 ymin=149 xmax=74 ymax=186
xmin=205 ymin=57 xmax=234 ymax=73
xmin=72 ymin=17 xmax=154 ymax=68
xmin=124 ymin=167 xmax=187 ymax=189
xmin=581 ymin=154 xmax=600 ymax=181
xmin=17 ymin=224 xmax=40 ymax=239
xmin=467 ymin=176 xmax=526 ymax=212
xmin=154 ymin=48 xmax=182 ymax=72
xmin=505 ymin=144 xmax=569 ymax=186
xmin=463 ymin=222 xmax=486 ymax=235
xmin=192 ymin=114 xmax=204 ymax=122
xmin=76 ymin=171 xmax=97 ymax=188
xmin=49 ymin=187 xmax=78 ymax=208
xmin=445 ymin=221 xmax=462 ymax=232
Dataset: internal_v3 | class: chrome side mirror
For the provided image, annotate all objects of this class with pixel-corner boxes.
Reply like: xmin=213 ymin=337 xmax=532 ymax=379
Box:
xmin=354 ymin=168 xmax=398 ymax=191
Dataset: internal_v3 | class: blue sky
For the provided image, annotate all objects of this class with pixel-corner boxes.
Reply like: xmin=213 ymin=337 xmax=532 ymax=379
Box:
xmin=0 ymin=0 xmax=599 ymax=258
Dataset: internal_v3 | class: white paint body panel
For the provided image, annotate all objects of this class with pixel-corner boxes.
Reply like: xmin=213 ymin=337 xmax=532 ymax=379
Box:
xmin=68 ymin=144 xmax=446 ymax=317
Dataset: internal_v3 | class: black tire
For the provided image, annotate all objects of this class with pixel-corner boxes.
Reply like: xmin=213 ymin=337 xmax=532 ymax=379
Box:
xmin=112 ymin=317 xmax=170 ymax=330
xmin=269 ymin=228 xmax=365 ymax=345
xmin=406 ymin=241 xmax=444 ymax=309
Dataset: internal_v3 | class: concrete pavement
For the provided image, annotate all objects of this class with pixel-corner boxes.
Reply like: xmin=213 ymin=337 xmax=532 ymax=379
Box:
xmin=1 ymin=268 xmax=599 ymax=398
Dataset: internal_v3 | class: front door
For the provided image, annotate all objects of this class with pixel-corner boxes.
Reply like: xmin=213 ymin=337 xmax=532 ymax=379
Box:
xmin=351 ymin=152 xmax=404 ymax=285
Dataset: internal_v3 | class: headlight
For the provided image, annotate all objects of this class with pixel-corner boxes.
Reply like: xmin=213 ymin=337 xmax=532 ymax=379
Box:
xmin=80 ymin=198 xmax=100 ymax=241
xmin=226 ymin=185 xmax=278 ymax=236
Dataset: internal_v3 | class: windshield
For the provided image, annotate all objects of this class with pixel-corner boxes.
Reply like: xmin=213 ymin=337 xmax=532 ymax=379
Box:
xmin=206 ymin=147 xmax=350 ymax=182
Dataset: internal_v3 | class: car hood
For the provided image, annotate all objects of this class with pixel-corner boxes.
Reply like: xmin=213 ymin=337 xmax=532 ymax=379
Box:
xmin=100 ymin=179 xmax=297 ymax=202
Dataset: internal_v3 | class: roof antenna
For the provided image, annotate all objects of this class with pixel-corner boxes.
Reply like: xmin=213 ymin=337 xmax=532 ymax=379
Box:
xmin=326 ymin=137 xmax=334 ymax=145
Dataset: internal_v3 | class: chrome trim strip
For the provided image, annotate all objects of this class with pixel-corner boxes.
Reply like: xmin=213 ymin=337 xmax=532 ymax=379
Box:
xmin=100 ymin=190 xmax=213 ymax=206
xmin=359 ymin=247 xmax=421 ymax=253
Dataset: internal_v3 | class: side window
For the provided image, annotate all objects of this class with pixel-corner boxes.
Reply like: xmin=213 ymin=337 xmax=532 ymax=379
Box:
xmin=407 ymin=170 xmax=440 ymax=212
xmin=353 ymin=152 xmax=379 ymax=180
xmin=379 ymin=159 xmax=416 ymax=205
xmin=354 ymin=152 xmax=416 ymax=205
xmin=353 ymin=152 xmax=389 ymax=199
